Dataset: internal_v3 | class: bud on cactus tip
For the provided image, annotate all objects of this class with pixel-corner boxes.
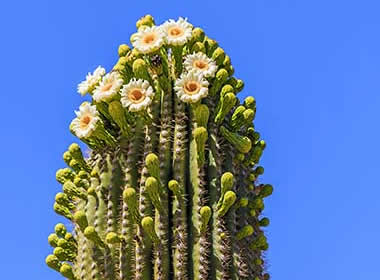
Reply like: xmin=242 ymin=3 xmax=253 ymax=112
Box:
xmin=145 ymin=153 xmax=160 ymax=179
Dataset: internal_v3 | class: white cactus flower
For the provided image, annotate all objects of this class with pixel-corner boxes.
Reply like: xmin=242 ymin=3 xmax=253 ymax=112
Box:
xmin=184 ymin=52 xmax=218 ymax=78
xmin=131 ymin=26 xmax=165 ymax=54
xmin=70 ymin=102 xmax=100 ymax=139
xmin=92 ymin=72 xmax=123 ymax=102
xmin=120 ymin=78 xmax=154 ymax=112
xmin=174 ymin=71 xmax=209 ymax=103
xmin=77 ymin=66 xmax=106 ymax=96
xmin=162 ymin=17 xmax=193 ymax=46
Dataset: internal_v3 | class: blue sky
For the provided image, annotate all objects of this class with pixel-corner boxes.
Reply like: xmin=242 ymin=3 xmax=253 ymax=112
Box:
xmin=0 ymin=0 xmax=379 ymax=279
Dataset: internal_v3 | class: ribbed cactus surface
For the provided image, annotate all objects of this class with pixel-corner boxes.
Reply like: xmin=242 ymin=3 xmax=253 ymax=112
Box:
xmin=46 ymin=15 xmax=273 ymax=280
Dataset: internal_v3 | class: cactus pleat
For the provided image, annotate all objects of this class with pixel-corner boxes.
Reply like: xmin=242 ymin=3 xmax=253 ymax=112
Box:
xmin=47 ymin=15 xmax=273 ymax=280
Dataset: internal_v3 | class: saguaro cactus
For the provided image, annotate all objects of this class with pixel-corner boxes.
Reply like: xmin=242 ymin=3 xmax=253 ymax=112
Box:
xmin=46 ymin=15 xmax=273 ymax=280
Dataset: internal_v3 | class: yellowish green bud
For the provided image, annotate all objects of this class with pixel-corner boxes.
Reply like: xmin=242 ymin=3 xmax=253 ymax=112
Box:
xmin=199 ymin=206 xmax=212 ymax=234
xmin=55 ymin=223 xmax=67 ymax=237
xmin=260 ymin=184 xmax=273 ymax=198
xmin=109 ymin=100 xmax=129 ymax=136
xmin=236 ymin=225 xmax=254 ymax=240
xmin=55 ymin=193 xmax=74 ymax=210
xmin=63 ymin=181 xmax=88 ymax=200
xmin=145 ymin=153 xmax=160 ymax=180
xmin=259 ymin=217 xmax=270 ymax=227
xmin=194 ymin=104 xmax=209 ymax=128
xmin=194 ymin=127 xmax=208 ymax=165
xmin=229 ymin=77 xmax=244 ymax=93
xmin=191 ymin=27 xmax=205 ymax=43
xmin=218 ymin=191 xmax=236 ymax=217
xmin=123 ymin=188 xmax=140 ymax=223
xmin=45 ymin=254 xmax=61 ymax=271
xmin=215 ymin=92 xmax=237 ymax=124
xmin=63 ymin=151 xmax=72 ymax=166
xmin=141 ymin=216 xmax=160 ymax=244
xmin=136 ymin=14 xmax=155 ymax=29
xmin=205 ymin=37 xmax=218 ymax=56
xmin=68 ymin=159 xmax=81 ymax=172
xmin=168 ymin=179 xmax=181 ymax=199
xmin=220 ymin=126 xmax=252 ymax=153
xmin=132 ymin=58 xmax=150 ymax=81
xmin=73 ymin=210 xmax=88 ymax=231
xmin=54 ymin=203 xmax=72 ymax=220
xmin=239 ymin=197 xmax=249 ymax=207
xmin=118 ymin=44 xmax=130 ymax=57
xmin=84 ymin=226 xmax=105 ymax=247
xmin=60 ymin=263 xmax=75 ymax=280
xmin=218 ymin=172 xmax=234 ymax=207
xmin=56 ymin=168 xmax=75 ymax=184
xmin=212 ymin=47 xmax=226 ymax=66
xmin=220 ymin=84 xmax=234 ymax=97
xmin=145 ymin=177 xmax=163 ymax=213
xmin=255 ymin=166 xmax=264 ymax=175
xmin=48 ymin=233 xmax=59 ymax=248
xmin=191 ymin=42 xmax=206 ymax=54
xmin=244 ymin=96 xmax=256 ymax=110
xmin=105 ymin=232 xmax=121 ymax=244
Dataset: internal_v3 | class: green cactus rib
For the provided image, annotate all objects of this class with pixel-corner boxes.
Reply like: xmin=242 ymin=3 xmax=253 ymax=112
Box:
xmin=46 ymin=14 xmax=274 ymax=280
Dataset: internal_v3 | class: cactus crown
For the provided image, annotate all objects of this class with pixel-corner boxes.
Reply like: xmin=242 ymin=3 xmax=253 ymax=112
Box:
xmin=47 ymin=15 xmax=272 ymax=280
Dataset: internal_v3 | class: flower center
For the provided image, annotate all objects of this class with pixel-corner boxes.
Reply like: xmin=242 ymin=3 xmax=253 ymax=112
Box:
xmin=129 ymin=88 xmax=145 ymax=103
xmin=184 ymin=81 xmax=200 ymax=95
xmin=194 ymin=60 xmax=208 ymax=70
xmin=101 ymin=83 xmax=113 ymax=92
xmin=169 ymin=27 xmax=183 ymax=37
xmin=143 ymin=33 xmax=156 ymax=45
xmin=80 ymin=115 xmax=91 ymax=129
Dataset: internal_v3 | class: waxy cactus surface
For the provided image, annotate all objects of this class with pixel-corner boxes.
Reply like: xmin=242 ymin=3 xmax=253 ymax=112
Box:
xmin=47 ymin=15 xmax=273 ymax=280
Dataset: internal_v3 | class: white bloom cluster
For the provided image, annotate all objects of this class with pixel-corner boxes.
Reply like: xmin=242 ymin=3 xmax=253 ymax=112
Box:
xmin=77 ymin=66 xmax=105 ymax=96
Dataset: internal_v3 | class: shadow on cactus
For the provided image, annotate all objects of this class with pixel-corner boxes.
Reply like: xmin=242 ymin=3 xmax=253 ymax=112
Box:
xmin=46 ymin=15 xmax=273 ymax=280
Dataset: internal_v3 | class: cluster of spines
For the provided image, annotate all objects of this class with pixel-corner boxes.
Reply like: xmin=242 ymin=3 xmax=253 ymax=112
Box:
xmin=46 ymin=14 xmax=273 ymax=280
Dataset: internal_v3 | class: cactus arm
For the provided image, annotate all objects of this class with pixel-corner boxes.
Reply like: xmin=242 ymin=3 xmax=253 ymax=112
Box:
xmin=172 ymin=98 xmax=189 ymax=280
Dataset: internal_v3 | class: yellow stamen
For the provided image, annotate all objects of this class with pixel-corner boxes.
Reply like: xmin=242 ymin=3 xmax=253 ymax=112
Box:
xmin=128 ymin=88 xmax=145 ymax=103
xmin=184 ymin=81 xmax=200 ymax=95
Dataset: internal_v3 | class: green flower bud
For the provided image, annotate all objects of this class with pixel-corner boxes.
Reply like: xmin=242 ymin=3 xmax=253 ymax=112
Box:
xmin=56 ymin=168 xmax=75 ymax=184
xmin=263 ymin=273 xmax=270 ymax=280
xmin=244 ymin=96 xmax=256 ymax=110
xmin=73 ymin=210 xmax=88 ymax=231
xmin=260 ymin=184 xmax=273 ymax=198
xmin=109 ymin=100 xmax=130 ymax=136
xmin=141 ymin=216 xmax=160 ymax=244
xmin=205 ymin=37 xmax=218 ymax=56
xmin=63 ymin=151 xmax=72 ymax=166
xmin=210 ymin=68 xmax=229 ymax=96
xmin=168 ymin=179 xmax=181 ymax=199
xmin=55 ymin=192 xmax=74 ymax=210
xmin=251 ymin=234 xmax=268 ymax=250
xmin=214 ymin=92 xmax=237 ymax=124
xmin=123 ymin=188 xmax=140 ymax=223
xmin=78 ymin=170 xmax=90 ymax=180
xmin=136 ymin=14 xmax=155 ymax=29
xmin=248 ymin=183 xmax=255 ymax=191
xmin=68 ymin=159 xmax=81 ymax=172
xmin=251 ymin=198 xmax=264 ymax=211
xmin=191 ymin=27 xmax=205 ymax=43
xmin=194 ymin=104 xmax=209 ymax=128
xmin=259 ymin=217 xmax=270 ymax=227
xmin=145 ymin=177 xmax=163 ymax=213
xmin=54 ymin=203 xmax=72 ymax=220
xmin=105 ymin=232 xmax=121 ymax=244
xmin=255 ymin=166 xmax=264 ymax=175
xmin=118 ymin=44 xmax=130 ymax=57
xmin=239 ymin=197 xmax=249 ymax=207
xmin=73 ymin=177 xmax=90 ymax=190
xmin=249 ymin=173 xmax=256 ymax=181
xmin=45 ymin=254 xmax=61 ymax=271
xmin=145 ymin=153 xmax=160 ymax=180
xmin=53 ymin=247 xmax=68 ymax=261
xmin=194 ymin=127 xmax=208 ymax=165
xmin=87 ymin=186 xmax=97 ymax=197
xmin=218 ymin=191 xmax=237 ymax=217
xmin=84 ymin=226 xmax=105 ymax=247
xmin=68 ymin=143 xmax=84 ymax=162
xmin=57 ymin=238 xmax=68 ymax=249
xmin=236 ymin=225 xmax=254 ymax=240
xmin=230 ymin=105 xmax=246 ymax=130
xmin=234 ymin=153 xmax=245 ymax=162
xmin=254 ymin=258 xmax=263 ymax=265
xmin=60 ymin=263 xmax=75 ymax=280
xmin=243 ymin=109 xmax=255 ymax=125
xmin=229 ymin=77 xmax=244 ymax=93
xmin=191 ymin=42 xmax=206 ymax=53
xmin=63 ymin=181 xmax=88 ymax=201
xmin=64 ymin=232 xmax=75 ymax=243
xmin=226 ymin=64 xmax=234 ymax=76
xmin=133 ymin=58 xmax=150 ymax=81
xmin=212 ymin=47 xmax=226 ymax=66
xmin=55 ymin=223 xmax=67 ymax=237
xmin=217 ymin=172 xmax=234 ymax=208
xmin=220 ymin=84 xmax=234 ymax=97
xmin=200 ymin=206 xmax=212 ymax=234
xmin=48 ymin=233 xmax=59 ymax=248
xmin=223 ymin=55 xmax=231 ymax=67
xmin=249 ymin=209 xmax=256 ymax=217
xmin=220 ymin=126 xmax=252 ymax=153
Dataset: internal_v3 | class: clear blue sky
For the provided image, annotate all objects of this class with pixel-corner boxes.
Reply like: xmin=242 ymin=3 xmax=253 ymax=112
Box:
xmin=0 ymin=0 xmax=379 ymax=279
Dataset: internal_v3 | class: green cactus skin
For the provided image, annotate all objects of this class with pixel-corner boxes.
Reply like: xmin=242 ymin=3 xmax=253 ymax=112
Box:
xmin=46 ymin=15 xmax=273 ymax=280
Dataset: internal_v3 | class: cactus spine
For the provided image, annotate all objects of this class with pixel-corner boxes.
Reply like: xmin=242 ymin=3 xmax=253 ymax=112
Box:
xmin=47 ymin=15 xmax=272 ymax=280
